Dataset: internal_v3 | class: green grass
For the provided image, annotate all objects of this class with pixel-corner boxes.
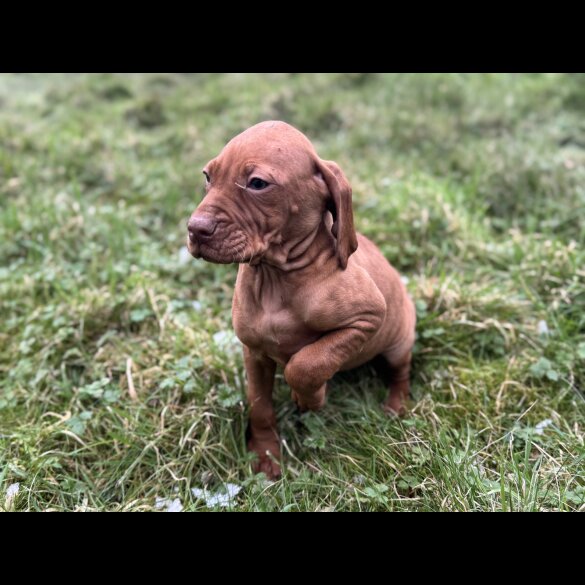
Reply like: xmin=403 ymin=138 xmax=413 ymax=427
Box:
xmin=1 ymin=73 xmax=584 ymax=511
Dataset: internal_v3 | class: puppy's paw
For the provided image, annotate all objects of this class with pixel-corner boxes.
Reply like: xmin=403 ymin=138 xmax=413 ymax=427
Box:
xmin=252 ymin=454 xmax=282 ymax=480
xmin=284 ymin=357 xmax=329 ymax=394
xmin=382 ymin=395 xmax=408 ymax=418
xmin=292 ymin=384 xmax=327 ymax=412
xmin=382 ymin=404 xmax=406 ymax=418
xmin=248 ymin=438 xmax=281 ymax=480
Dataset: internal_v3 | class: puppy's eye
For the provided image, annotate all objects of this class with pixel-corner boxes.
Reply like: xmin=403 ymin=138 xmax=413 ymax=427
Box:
xmin=203 ymin=171 xmax=210 ymax=183
xmin=248 ymin=178 xmax=269 ymax=190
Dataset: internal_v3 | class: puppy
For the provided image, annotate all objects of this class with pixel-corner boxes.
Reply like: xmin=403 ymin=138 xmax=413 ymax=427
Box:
xmin=188 ymin=121 xmax=415 ymax=478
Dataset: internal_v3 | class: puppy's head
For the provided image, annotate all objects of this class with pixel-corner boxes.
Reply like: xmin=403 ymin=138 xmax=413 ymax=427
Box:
xmin=187 ymin=121 xmax=357 ymax=268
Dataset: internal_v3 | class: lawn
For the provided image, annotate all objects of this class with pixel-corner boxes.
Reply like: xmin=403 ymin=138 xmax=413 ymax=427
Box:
xmin=1 ymin=73 xmax=584 ymax=511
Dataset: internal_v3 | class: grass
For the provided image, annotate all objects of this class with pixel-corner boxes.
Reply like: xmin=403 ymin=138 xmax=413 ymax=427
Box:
xmin=1 ymin=72 xmax=584 ymax=511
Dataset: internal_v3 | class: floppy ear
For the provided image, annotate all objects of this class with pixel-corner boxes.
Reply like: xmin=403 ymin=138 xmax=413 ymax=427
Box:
xmin=316 ymin=159 xmax=358 ymax=269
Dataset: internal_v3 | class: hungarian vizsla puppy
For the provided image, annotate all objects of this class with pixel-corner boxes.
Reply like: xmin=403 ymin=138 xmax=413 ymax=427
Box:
xmin=187 ymin=121 xmax=416 ymax=479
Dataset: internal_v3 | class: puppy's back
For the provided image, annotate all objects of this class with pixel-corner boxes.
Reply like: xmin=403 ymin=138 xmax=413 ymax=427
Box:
xmin=352 ymin=233 xmax=416 ymax=357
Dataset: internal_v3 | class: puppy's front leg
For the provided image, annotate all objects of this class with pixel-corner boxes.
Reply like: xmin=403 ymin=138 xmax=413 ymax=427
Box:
xmin=284 ymin=325 xmax=375 ymax=411
xmin=243 ymin=346 xmax=280 ymax=479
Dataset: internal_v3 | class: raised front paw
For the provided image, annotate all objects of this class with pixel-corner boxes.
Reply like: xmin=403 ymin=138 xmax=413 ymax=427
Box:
xmin=291 ymin=383 xmax=327 ymax=412
xmin=285 ymin=354 xmax=330 ymax=394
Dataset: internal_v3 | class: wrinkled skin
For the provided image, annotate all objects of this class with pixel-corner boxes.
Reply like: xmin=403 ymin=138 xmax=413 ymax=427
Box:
xmin=188 ymin=121 xmax=416 ymax=479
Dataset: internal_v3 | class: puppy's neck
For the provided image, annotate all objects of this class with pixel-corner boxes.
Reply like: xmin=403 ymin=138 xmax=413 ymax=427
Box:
xmin=257 ymin=213 xmax=337 ymax=274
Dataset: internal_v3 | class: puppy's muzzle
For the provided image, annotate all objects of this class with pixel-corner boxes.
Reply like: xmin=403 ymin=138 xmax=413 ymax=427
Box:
xmin=188 ymin=214 xmax=218 ymax=244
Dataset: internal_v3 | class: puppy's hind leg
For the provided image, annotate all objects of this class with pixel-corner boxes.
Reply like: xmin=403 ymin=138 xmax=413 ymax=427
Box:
xmin=373 ymin=350 xmax=412 ymax=416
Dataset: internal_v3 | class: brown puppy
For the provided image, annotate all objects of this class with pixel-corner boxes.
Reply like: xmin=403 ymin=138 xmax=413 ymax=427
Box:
xmin=187 ymin=121 xmax=416 ymax=479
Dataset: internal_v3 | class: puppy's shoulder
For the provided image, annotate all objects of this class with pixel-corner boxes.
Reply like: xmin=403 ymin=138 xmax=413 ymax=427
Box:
xmin=301 ymin=259 xmax=386 ymax=331
xmin=353 ymin=232 xmax=390 ymax=263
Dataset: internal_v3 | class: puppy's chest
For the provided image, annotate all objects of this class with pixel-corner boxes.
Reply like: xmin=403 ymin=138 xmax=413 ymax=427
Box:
xmin=233 ymin=289 xmax=318 ymax=364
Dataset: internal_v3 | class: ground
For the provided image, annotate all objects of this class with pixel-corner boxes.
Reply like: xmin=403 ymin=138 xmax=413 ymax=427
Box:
xmin=0 ymin=73 xmax=584 ymax=511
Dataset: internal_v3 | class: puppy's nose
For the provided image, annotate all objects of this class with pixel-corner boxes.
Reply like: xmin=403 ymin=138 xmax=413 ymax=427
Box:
xmin=188 ymin=214 xmax=217 ymax=242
